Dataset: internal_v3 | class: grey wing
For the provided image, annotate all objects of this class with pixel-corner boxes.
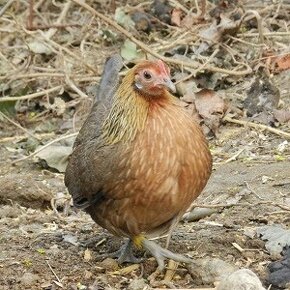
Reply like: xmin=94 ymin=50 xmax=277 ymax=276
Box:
xmin=96 ymin=54 xmax=123 ymax=104
xmin=73 ymin=54 xmax=123 ymax=148
xmin=64 ymin=54 xmax=123 ymax=209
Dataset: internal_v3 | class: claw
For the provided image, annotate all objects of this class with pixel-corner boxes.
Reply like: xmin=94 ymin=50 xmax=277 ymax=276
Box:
xmin=96 ymin=239 xmax=142 ymax=264
xmin=142 ymin=239 xmax=193 ymax=271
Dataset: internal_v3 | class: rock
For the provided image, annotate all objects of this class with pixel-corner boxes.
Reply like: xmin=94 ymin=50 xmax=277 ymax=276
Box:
xmin=217 ymin=269 xmax=266 ymax=290
xmin=187 ymin=257 xmax=237 ymax=284
xmin=98 ymin=258 xmax=119 ymax=272
xmin=183 ymin=207 xmax=218 ymax=222
xmin=19 ymin=272 xmax=40 ymax=286
xmin=267 ymin=246 xmax=290 ymax=288
xmin=128 ymin=278 xmax=149 ymax=290
xmin=0 ymin=173 xmax=52 ymax=209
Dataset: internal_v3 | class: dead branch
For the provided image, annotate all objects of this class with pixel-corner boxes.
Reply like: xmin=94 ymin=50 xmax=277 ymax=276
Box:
xmin=12 ymin=132 xmax=78 ymax=164
xmin=0 ymin=112 xmax=40 ymax=140
xmin=71 ymin=0 xmax=252 ymax=76
xmin=0 ymin=85 xmax=63 ymax=102
xmin=223 ymin=115 xmax=290 ymax=140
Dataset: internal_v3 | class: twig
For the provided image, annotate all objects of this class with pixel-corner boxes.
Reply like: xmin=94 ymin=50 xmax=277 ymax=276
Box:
xmin=245 ymin=181 xmax=264 ymax=200
xmin=190 ymin=48 xmax=220 ymax=77
xmin=232 ymin=242 xmax=244 ymax=253
xmin=46 ymin=261 xmax=61 ymax=283
xmin=0 ymin=132 xmax=55 ymax=143
xmin=164 ymin=260 xmax=179 ymax=282
xmin=12 ymin=132 xmax=78 ymax=164
xmin=242 ymin=10 xmax=265 ymax=44
xmin=28 ymin=23 xmax=82 ymax=30
xmin=0 ymin=85 xmax=63 ymax=102
xmin=65 ymin=74 xmax=89 ymax=99
xmin=37 ymin=30 xmax=97 ymax=74
xmin=0 ymin=112 xmax=40 ymax=141
xmin=0 ymin=51 xmax=17 ymax=70
xmin=96 ymin=238 xmax=106 ymax=247
xmin=71 ymin=0 xmax=252 ymax=76
xmin=175 ymin=48 xmax=219 ymax=85
xmin=44 ymin=1 xmax=71 ymax=39
xmin=169 ymin=0 xmax=189 ymax=13
xmin=27 ymin=0 xmax=34 ymax=30
xmin=229 ymin=35 xmax=264 ymax=47
xmin=221 ymin=148 xmax=245 ymax=164
xmin=0 ymin=0 xmax=15 ymax=17
xmin=26 ymin=0 xmax=78 ymax=31
xmin=238 ymin=32 xmax=290 ymax=37
xmin=0 ymin=72 xmax=100 ymax=83
xmin=223 ymin=115 xmax=290 ymax=140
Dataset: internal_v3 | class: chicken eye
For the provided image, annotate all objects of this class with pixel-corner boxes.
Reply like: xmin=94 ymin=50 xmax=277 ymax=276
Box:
xmin=143 ymin=71 xmax=152 ymax=80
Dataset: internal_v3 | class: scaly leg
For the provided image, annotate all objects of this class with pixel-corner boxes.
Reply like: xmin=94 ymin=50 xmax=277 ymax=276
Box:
xmin=96 ymin=239 xmax=142 ymax=264
xmin=141 ymin=238 xmax=193 ymax=271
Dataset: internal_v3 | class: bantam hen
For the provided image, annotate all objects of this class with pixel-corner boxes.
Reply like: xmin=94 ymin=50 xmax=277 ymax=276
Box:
xmin=65 ymin=54 xmax=212 ymax=270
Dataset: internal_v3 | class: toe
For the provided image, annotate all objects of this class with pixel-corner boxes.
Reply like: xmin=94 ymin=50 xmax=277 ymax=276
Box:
xmin=142 ymin=239 xmax=193 ymax=270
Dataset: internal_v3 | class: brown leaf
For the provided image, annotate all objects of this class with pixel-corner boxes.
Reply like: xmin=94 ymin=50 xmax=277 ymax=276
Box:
xmin=275 ymin=54 xmax=290 ymax=72
xmin=84 ymin=248 xmax=92 ymax=261
xmin=244 ymin=77 xmax=280 ymax=117
xmin=181 ymin=13 xmax=194 ymax=28
xmin=262 ymin=50 xmax=290 ymax=73
xmin=194 ymin=89 xmax=226 ymax=135
xmin=199 ymin=14 xmax=240 ymax=44
xmin=195 ymin=89 xmax=225 ymax=118
xmin=175 ymin=72 xmax=200 ymax=103
xmin=171 ymin=8 xmax=182 ymax=26
xmin=273 ymin=109 xmax=290 ymax=124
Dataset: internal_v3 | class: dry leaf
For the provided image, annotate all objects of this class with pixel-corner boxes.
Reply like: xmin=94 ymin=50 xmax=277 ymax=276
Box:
xmin=171 ymin=8 xmax=182 ymax=26
xmin=275 ymin=54 xmax=290 ymax=71
xmin=199 ymin=14 xmax=240 ymax=45
xmin=244 ymin=77 xmax=280 ymax=117
xmin=35 ymin=145 xmax=73 ymax=173
xmin=84 ymin=248 xmax=92 ymax=262
xmin=195 ymin=89 xmax=225 ymax=118
xmin=194 ymin=89 xmax=226 ymax=135
xmin=273 ymin=109 xmax=290 ymax=124
xmin=110 ymin=264 xmax=139 ymax=275
xmin=175 ymin=72 xmax=200 ymax=103
xmin=257 ymin=224 xmax=290 ymax=256
xmin=268 ymin=247 xmax=290 ymax=289
xmin=181 ymin=13 xmax=194 ymax=28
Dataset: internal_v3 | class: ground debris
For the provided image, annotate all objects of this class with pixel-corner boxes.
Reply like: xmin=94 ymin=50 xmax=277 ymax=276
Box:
xmin=0 ymin=0 xmax=290 ymax=289
xmin=216 ymin=269 xmax=266 ymax=290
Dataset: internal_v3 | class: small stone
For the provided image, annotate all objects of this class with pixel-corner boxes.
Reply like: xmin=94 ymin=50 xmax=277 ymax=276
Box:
xmin=98 ymin=258 xmax=119 ymax=271
xmin=128 ymin=279 xmax=149 ymax=290
xmin=40 ymin=281 xmax=52 ymax=289
xmin=187 ymin=257 xmax=237 ymax=284
xmin=216 ymin=269 xmax=266 ymax=290
xmin=20 ymin=272 xmax=40 ymax=286
xmin=84 ymin=270 xmax=93 ymax=279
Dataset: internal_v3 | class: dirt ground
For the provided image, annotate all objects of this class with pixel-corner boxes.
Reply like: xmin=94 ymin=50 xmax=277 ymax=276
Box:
xmin=1 ymin=0 xmax=290 ymax=289
xmin=1 ymin=114 xmax=290 ymax=289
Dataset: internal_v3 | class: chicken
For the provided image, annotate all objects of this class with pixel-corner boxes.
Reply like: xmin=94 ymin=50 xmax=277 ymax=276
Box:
xmin=65 ymin=55 xmax=212 ymax=270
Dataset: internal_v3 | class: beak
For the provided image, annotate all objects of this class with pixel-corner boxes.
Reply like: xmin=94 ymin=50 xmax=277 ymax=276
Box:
xmin=157 ymin=77 xmax=176 ymax=93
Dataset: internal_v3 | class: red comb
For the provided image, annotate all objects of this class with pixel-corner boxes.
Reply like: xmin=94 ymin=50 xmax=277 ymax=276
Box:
xmin=156 ymin=59 xmax=170 ymax=76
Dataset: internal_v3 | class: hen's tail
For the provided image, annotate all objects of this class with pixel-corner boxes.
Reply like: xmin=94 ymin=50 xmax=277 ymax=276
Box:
xmin=96 ymin=54 xmax=123 ymax=103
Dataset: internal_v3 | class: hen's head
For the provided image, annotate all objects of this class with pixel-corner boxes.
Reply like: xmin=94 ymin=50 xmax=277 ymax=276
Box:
xmin=133 ymin=60 xmax=176 ymax=98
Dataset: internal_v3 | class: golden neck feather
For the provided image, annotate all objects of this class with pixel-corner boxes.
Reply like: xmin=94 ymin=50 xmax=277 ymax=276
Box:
xmin=101 ymin=70 xmax=150 ymax=145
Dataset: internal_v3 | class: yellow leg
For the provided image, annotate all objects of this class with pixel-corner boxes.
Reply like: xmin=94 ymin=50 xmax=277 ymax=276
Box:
xmin=132 ymin=234 xmax=145 ymax=249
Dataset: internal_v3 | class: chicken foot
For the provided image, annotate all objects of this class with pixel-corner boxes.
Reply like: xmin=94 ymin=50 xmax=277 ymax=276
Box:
xmin=96 ymin=239 xmax=142 ymax=264
xmin=142 ymin=238 xmax=193 ymax=271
